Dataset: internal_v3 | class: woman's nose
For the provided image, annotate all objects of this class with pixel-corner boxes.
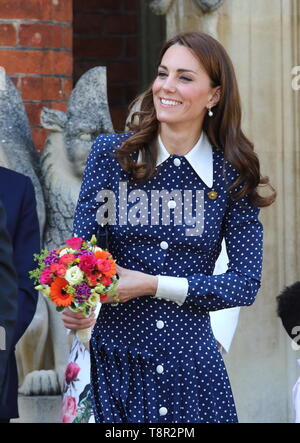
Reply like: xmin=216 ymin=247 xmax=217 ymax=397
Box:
xmin=162 ymin=76 xmax=176 ymax=93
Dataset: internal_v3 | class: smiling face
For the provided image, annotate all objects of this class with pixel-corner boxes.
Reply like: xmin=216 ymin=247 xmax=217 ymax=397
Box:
xmin=152 ymin=43 xmax=220 ymax=132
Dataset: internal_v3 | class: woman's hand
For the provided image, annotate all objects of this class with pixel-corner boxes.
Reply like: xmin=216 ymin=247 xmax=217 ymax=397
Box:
xmin=101 ymin=265 xmax=158 ymax=304
xmin=61 ymin=308 xmax=96 ymax=331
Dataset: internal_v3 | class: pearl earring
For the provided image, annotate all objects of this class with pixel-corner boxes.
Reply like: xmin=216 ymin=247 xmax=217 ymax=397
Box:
xmin=208 ymin=108 xmax=213 ymax=117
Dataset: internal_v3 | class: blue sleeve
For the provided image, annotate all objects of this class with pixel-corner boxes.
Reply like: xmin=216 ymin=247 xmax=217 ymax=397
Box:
xmin=73 ymin=134 xmax=111 ymax=240
xmin=185 ymin=192 xmax=263 ymax=311
xmin=12 ymin=177 xmax=40 ymax=344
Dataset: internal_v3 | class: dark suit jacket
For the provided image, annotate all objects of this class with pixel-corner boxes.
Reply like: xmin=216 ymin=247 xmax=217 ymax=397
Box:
xmin=0 ymin=167 xmax=40 ymax=419
xmin=0 ymin=198 xmax=18 ymax=408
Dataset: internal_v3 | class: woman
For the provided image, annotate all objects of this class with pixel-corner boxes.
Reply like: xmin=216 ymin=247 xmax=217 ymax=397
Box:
xmin=63 ymin=31 xmax=275 ymax=423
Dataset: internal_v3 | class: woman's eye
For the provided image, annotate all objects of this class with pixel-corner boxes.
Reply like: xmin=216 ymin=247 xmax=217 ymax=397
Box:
xmin=180 ymin=76 xmax=192 ymax=82
xmin=157 ymin=72 xmax=167 ymax=78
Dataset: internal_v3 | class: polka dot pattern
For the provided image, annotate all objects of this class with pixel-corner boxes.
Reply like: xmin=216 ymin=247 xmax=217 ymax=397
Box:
xmin=73 ymin=133 xmax=263 ymax=423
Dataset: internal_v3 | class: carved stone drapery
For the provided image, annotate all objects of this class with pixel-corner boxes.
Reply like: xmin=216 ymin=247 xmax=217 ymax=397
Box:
xmin=194 ymin=0 xmax=225 ymax=12
xmin=150 ymin=0 xmax=225 ymax=14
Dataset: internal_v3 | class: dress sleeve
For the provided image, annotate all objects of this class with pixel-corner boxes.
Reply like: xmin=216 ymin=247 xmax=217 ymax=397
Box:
xmin=185 ymin=192 xmax=263 ymax=311
xmin=73 ymin=135 xmax=110 ymax=240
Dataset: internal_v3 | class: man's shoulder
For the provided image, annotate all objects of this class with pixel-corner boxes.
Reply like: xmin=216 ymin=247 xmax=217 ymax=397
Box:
xmin=0 ymin=166 xmax=31 ymax=187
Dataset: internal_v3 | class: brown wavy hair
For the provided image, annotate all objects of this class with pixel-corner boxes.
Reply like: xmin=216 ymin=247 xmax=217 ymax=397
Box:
xmin=115 ymin=31 xmax=276 ymax=207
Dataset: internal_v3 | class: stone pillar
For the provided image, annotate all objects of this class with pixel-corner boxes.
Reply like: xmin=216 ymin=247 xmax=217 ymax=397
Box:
xmin=0 ymin=0 xmax=72 ymax=150
xmin=151 ymin=0 xmax=300 ymax=423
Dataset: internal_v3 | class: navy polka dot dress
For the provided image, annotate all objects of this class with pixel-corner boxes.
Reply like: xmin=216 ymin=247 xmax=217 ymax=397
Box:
xmin=73 ymin=133 xmax=263 ymax=423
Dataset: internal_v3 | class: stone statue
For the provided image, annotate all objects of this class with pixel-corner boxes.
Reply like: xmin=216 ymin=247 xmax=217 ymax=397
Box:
xmin=15 ymin=67 xmax=114 ymax=396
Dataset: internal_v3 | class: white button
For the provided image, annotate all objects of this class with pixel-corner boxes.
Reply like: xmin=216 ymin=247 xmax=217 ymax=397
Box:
xmin=159 ymin=407 xmax=168 ymax=416
xmin=156 ymin=320 xmax=164 ymax=329
xmin=173 ymin=158 xmax=181 ymax=166
xmin=160 ymin=241 xmax=168 ymax=250
xmin=168 ymin=200 xmax=176 ymax=209
xmin=156 ymin=365 xmax=164 ymax=374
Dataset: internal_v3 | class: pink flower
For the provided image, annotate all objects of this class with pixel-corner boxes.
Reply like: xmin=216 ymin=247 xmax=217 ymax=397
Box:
xmin=66 ymin=237 xmax=84 ymax=250
xmin=59 ymin=254 xmax=75 ymax=266
xmin=40 ymin=268 xmax=52 ymax=285
xmin=65 ymin=362 xmax=80 ymax=383
xmin=50 ymin=263 xmax=67 ymax=278
xmin=61 ymin=396 xmax=77 ymax=423
xmin=79 ymin=254 xmax=97 ymax=274
xmin=97 ymin=259 xmax=111 ymax=273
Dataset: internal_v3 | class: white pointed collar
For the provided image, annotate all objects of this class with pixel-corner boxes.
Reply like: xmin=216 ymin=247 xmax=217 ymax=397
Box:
xmin=156 ymin=131 xmax=213 ymax=188
xmin=137 ymin=131 xmax=214 ymax=188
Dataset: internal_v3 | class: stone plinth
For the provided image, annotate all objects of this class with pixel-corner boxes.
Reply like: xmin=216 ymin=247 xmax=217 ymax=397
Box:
xmin=12 ymin=395 xmax=62 ymax=423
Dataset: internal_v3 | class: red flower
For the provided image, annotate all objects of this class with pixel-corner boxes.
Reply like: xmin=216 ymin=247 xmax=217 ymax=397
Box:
xmin=79 ymin=254 xmax=97 ymax=274
xmin=97 ymin=259 xmax=111 ymax=273
xmin=101 ymin=276 xmax=112 ymax=286
xmin=66 ymin=237 xmax=84 ymax=250
xmin=65 ymin=362 xmax=80 ymax=383
xmin=59 ymin=254 xmax=76 ymax=266
xmin=50 ymin=263 xmax=67 ymax=278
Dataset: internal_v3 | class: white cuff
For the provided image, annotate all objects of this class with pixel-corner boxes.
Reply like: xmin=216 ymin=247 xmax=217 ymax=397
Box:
xmin=154 ymin=276 xmax=188 ymax=306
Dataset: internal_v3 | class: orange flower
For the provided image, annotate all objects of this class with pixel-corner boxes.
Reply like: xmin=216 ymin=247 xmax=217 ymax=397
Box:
xmin=50 ymin=278 xmax=74 ymax=307
xmin=103 ymin=260 xmax=116 ymax=278
xmin=94 ymin=250 xmax=111 ymax=260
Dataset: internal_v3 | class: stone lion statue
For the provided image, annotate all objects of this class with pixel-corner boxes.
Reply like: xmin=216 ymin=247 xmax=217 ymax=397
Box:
xmin=14 ymin=67 xmax=114 ymax=396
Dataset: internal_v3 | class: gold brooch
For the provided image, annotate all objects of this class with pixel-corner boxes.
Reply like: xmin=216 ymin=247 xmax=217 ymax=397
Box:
xmin=208 ymin=191 xmax=218 ymax=200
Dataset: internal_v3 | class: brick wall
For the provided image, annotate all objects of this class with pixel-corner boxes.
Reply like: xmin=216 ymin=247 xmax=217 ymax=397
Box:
xmin=0 ymin=0 xmax=72 ymax=150
xmin=73 ymin=0 xmax=141 ymax=131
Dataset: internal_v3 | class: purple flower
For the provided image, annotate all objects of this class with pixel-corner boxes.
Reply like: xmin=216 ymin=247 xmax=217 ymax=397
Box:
xmin=43 ymin=250 xmax=60 ymax=266
xmin=76 ymin=250 xmax=93 ymax=258
xmin=74 ymin=282 xmax=91 ymax=305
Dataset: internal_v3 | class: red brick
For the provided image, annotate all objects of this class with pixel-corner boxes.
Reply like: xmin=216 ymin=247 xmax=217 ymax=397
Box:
xmin=74 ymin=36 xmax=123 ymax=58
xmin=62 ymin=77 xmax=73 ymax=100
xmin=21 ymin=76 xmax=66 ymax=101
xmin=0 ymin=50 xmax=72 ymax=75
xmin=104 ymin=14 xmax=137 ymax=35
xmin=19 ymin=23 xmax=64 ymax=49
xmin=49 ymin=0 xmax=72 ymax=22
xmin=125 ymin=36 xmax=138 ymax=57
xmin=32 ymin=128 xmax=48 ymax=152
xmin=107 ymin=61 xmax=139 ymax=83
xmin=74 ymin=0 xmax=122 ymax=12
xmin=110 ymin=106 xmax=127 ymax=132
xmin=107 ymin=85 xmax=126 ymax=106
xmin=124 ymin=0 xmax=139 ymax=11
xmin=0 ymin=23 xmax=17 ymax=46
xmin=73 ymin=61 xmax=99 ymax=83
xmin=0 ymin=0 xmax=51 ymax=20
xmin=63 ymin=26 xmax=72 ymax=50
xmin=25 ymin=102 xmax=45 ymax=126
xmin=73 ymin=13 xmax=103 ymax=34
xmin=0 ymin=0 xmax=72 ymax=22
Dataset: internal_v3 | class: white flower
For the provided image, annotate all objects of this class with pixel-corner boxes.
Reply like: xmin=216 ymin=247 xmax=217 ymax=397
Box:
xmin=59 ymin=248 xmax=76 ymax=257
xmin=65 ymin=266 xmax=84 ymax=285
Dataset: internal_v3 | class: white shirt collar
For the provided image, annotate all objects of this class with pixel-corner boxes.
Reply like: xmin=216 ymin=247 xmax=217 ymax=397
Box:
xmin=157 ymin=132 xmax=213 ymax=188
xmin=137 ymin=131 xmax=213 ymax=188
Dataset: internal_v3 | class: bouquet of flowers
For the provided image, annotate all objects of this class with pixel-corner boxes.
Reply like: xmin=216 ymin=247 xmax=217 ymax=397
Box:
xmin=29 ymin=235 xmax=119 ymax=343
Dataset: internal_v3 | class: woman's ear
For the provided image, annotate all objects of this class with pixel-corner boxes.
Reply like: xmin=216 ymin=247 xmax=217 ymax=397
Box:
xmin=209 ymin=86 xmax=221 ymax=107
